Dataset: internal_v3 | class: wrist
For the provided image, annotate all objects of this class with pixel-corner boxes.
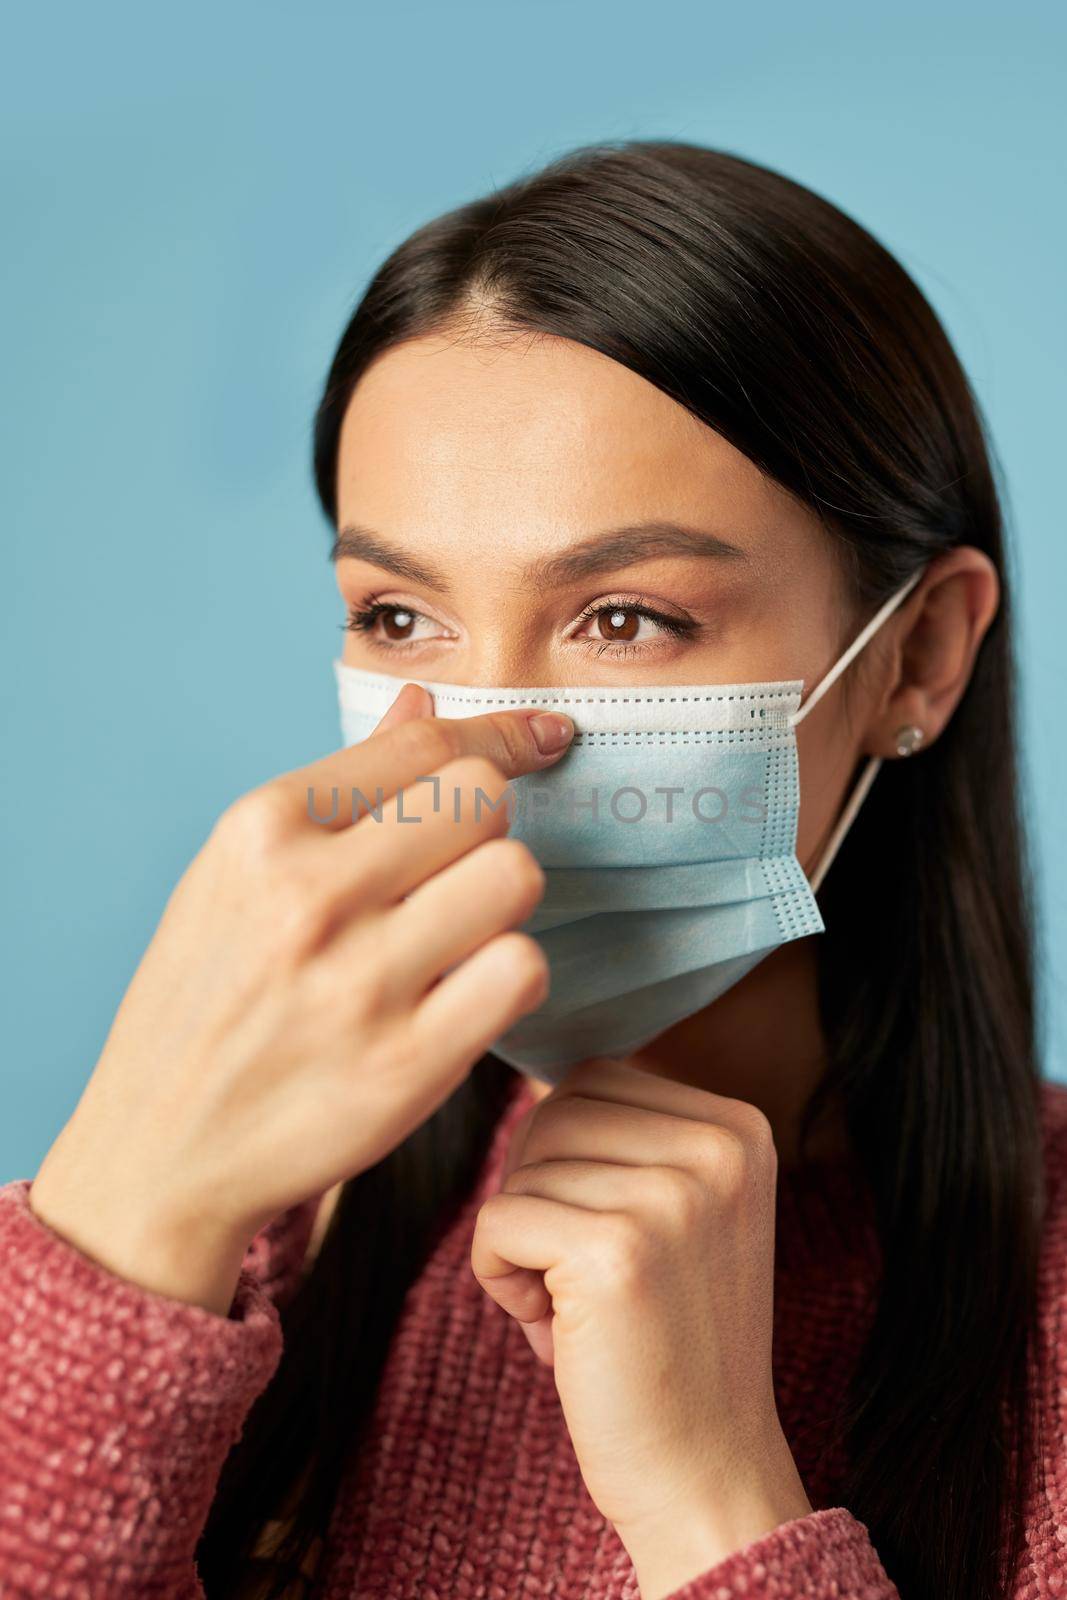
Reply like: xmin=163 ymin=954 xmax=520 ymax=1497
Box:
xmin=619 ymin=1463 xmax=813 ymax=1600
xmin=30 ymin=1141 xmax=252 ymax=1317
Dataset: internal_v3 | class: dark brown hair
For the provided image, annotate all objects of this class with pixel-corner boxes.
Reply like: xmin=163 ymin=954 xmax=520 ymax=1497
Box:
xmin=197 ymin=139 xmax=1047 ymax=1600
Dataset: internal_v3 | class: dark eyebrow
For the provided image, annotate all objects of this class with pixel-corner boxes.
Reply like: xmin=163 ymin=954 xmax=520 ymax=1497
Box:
xmin=330 ymin=518 xmax=747 ymax=592
xmin=528 ymin=521 xmax=747 ymax=586
xmin=330 ymin=526 xmax=451 ymax=591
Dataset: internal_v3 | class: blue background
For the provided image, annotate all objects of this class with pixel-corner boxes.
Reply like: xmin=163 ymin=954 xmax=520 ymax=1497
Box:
xmin=2 ymin=1 xmax=1064 ymax=1180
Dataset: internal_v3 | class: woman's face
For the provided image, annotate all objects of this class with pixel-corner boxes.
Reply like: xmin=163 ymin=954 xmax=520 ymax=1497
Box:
xmin=333 ymin=327 xmax=881 ymax=876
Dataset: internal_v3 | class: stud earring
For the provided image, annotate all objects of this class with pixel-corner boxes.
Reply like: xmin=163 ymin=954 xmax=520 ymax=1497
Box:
xmin=894 ymin=724 xmax=925 ymax=757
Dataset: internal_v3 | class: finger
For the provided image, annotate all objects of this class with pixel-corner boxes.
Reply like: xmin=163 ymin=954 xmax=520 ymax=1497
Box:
xmin=550 ymin=1058 xmax=775 ymax=1145
xmin=310 ymin=755 xmax=520 ymax=910
xmin=519 ymin=1313 xmax=556 ymax=1368
xmin=482 ymin=1158 xmax=646 ymax=1337
xmin=471 ymin=1190 xmax=592 ymax=1314
xmin=475 ymin=1256 xmax=552 ymax=1328
xmin=281 ymin=703 xmax=575 ymax=834
xmin=409 ymin=929 xmax=550 ymax=1066
xmin=371 ymin=681 xmax=435 ymax=734
xmin=299 ymin=682 xmax=436 ymax=831
xmin=502 ymin=1156 xmax=694 ymax=1225
xmin=508 ymin=1094 xmax=757 ymax=1184
xmin=381 ymin=837 xmax=545 ymax=1000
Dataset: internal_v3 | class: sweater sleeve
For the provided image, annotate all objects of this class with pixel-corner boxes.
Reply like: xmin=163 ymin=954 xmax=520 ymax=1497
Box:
xmin=659 ymin=1506 xmax=899 ymax=1599
xmin=0 ymin=1177 xmax=285 ymax=1599
xmin=663 ymin=1084 xmax=1067 ymax=1600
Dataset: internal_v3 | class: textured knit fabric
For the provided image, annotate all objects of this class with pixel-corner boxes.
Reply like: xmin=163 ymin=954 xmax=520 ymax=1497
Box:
xmin=1 ymin=1073 xmax=1066 ymax=1599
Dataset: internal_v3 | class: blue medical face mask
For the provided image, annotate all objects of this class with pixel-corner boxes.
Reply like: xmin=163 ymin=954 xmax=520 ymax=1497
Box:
xmin=334 ymin=572 xmax=922 ymax=1084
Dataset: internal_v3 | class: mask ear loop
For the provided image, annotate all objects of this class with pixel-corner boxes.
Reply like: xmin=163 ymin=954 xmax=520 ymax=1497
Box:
xmin=788 ymin=568 xmax=925 ymax=895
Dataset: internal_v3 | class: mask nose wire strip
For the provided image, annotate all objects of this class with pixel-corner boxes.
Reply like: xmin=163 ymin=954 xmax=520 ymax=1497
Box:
xmin=788 ymin=567 xmax=925 ymax=729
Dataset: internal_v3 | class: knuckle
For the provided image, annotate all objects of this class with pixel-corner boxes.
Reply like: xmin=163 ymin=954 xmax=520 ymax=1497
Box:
xmin=354 ymin=1020 xmax=417 ymax=1091
xmin=446 ymin=753 xmax=509 ymax=795
xmin=301 ymin=947 xmax=348 ymax=1012
xmin=486 ymin=711 xmax=534 ymax=772
xmin=214 ymin=783 xmax=292 ymax=858
xmin=706 ymin=1124 xmax=750 ymax=1198
xmin=343 ymin=950 xmax=394 ymax=1019
xmin=473 ymin=1192 xmax=506 ymax=1239
xmin=270 ymin=873 xmax=334 ymax=958
xmin=500 ymin=1162 xmax=531 ymax=1196
xmin=592 ymin=1213 xmax=648 ymax=1285
xmin=713 ymin=1105 xmax=778 ymax=1191
xmin=388 ymin=716 xmax=461 ymax=773
xmin=438 ymin=756 xmax=512 ymax=829
xmin=651 ymin=1164 xmax=706 ymax=1230
xmin=492 ymin=931 xmax=550 ymax=1004
xmin=726 ymin=1096 xmax=776 ymax=1151
xmin=479 ymin=837 xmax=545 ymax=906
xmin=738 ymin=1103 xmax=778 ymax=1170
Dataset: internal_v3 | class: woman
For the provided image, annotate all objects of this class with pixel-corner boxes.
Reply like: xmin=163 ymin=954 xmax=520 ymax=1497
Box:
xmin=1 ymin=139 xmax=1063 ymax=1600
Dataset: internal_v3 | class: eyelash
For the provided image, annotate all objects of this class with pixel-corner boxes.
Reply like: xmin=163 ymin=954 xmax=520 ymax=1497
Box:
xmin=570 ymin=599 xmax=696 ymax=657
xmin=343 ymin=597 xmax=698 ymax=658
xmin=343 ymin=600 xmax=428 ymax=656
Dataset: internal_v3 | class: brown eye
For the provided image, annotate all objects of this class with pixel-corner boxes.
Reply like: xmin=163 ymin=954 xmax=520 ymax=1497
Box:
xmin=597 ymin=607 xmax=640 ymax=642
xmin=381 ymin=607 xmax=416 ymax=640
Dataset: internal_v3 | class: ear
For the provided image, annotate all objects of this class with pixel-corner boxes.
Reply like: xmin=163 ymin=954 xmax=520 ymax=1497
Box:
xmin=864 ymin=546 xmax=999 ymax=758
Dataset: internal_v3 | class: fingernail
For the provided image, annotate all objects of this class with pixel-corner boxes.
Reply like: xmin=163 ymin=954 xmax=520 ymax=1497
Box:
xmin=528 ymin=712 xmax=574 ymax=754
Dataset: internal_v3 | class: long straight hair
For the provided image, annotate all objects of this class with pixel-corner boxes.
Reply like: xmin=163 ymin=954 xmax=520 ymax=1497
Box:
xmin=197 ymin=140 xmax=1046 ymax=1600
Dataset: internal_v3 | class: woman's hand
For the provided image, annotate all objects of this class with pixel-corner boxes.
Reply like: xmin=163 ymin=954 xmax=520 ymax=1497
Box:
xmin=29 ymin=684 xmax=574 ymax=1316
xmin=470 ymin=1058 xmax=813 ymax=1600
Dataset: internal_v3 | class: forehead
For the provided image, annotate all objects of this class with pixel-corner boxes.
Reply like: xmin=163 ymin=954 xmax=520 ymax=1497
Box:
xmin=335 ymin=330 xmax=817 ymax=574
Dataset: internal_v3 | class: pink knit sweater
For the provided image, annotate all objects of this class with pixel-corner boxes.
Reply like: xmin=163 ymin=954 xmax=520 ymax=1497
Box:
xmin=2 ymin=1072 xmax=1067 ymax=1599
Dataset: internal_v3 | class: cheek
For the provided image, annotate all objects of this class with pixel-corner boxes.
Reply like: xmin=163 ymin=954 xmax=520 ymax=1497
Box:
xmin=794 ymin=721 xmax=865 ymax=866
